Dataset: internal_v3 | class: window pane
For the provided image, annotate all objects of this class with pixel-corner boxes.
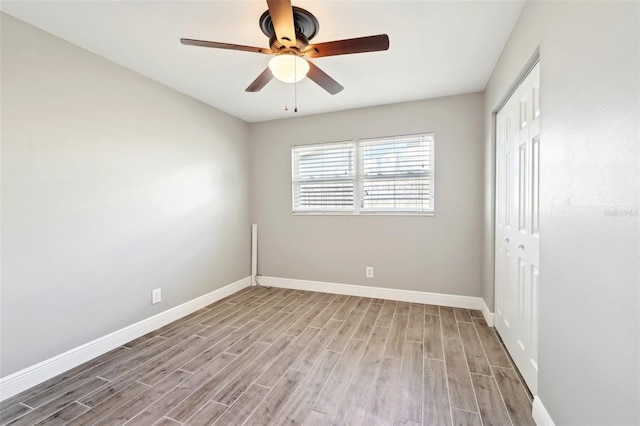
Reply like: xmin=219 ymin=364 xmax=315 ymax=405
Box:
xmin=361 ymin=178 xmax=431 ymax=211
xmin=294 ymin=181 xmax=354 ymax=211
xmin=359 ymin=134 xmax=434 ymax=213
xmin=361 ymin=136 xmax=432 ymax=177
xmin=292 ymin=141 xmax=355 ymax=212
xmin=293 ymin=142 xmax=354 ymax=180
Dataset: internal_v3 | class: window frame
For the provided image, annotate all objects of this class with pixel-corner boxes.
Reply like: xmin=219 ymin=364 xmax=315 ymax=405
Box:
xmin=292 ymin=133 xmax=435 ymax=216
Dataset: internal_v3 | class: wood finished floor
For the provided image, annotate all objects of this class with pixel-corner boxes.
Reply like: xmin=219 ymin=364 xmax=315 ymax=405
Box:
xmin=0 ymin=286 xmax=536 ymax=426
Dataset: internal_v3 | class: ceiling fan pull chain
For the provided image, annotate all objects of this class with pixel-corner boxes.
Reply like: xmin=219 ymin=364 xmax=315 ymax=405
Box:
xmin=294 ymin=56 xmax=298 ymax=113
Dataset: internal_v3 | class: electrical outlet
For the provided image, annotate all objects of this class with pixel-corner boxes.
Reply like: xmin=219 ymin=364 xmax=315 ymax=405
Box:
xmin=152 ymin=288 xmax=162 ymax=304
xmin=366 ymin=266 xmax=374 ymax=278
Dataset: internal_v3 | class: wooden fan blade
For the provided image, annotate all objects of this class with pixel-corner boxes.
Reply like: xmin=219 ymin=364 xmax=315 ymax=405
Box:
xmin=307 ymin=62 xmax=343 ymax=95
xmin=246 ymin=68 xmax=274 ymax=92
xmin=307 ymin=34 xmax=389 ymax=58
xmin=181 ymin=38 xmax=272 ymax=54
xmin=267 ymin=0 xmax=296 ymax=47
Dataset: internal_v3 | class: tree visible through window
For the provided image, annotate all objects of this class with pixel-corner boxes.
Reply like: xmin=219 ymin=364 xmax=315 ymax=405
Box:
xmin=292 ymin=134 xmax=434 ymax=214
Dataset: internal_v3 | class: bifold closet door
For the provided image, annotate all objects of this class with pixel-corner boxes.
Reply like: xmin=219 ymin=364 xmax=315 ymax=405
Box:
xmin=495 ymin=62 xmax=540 ymax=395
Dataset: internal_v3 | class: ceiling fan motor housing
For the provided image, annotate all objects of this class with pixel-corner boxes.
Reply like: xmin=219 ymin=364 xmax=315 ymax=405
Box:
xmin=260 ymin=6 xmax=320 ymax=41
xmin=268 ymin=33 xmax=310 ymax=56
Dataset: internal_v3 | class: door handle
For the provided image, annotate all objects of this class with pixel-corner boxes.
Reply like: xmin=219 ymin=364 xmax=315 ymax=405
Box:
xmin=518 ymin=244 xmax=525 ymax=250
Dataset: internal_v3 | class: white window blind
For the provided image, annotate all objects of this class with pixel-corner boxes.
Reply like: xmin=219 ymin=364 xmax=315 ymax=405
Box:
xmin=292 ymin=141 xmax=355 ymax=212
xmin=359 ymin=134 xmax=434 ymax=213
xmin=292 ymin=133 xmax=434 ymax=215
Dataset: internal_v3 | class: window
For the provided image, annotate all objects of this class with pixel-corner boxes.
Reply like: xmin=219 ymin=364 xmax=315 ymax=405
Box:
xmin=292 ymin=133 xmax=434 ymax=215
xmin=291 ymin=141 xmax=355 ymax=212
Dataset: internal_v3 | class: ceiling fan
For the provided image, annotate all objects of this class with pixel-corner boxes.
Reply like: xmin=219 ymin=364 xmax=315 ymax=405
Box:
xmin=180 ymin=0 xmax=389 ymax=95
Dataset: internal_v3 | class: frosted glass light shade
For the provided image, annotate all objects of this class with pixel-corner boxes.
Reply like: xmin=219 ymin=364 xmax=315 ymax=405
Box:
xmin=268 ymin=55 xmax=310 ymax=83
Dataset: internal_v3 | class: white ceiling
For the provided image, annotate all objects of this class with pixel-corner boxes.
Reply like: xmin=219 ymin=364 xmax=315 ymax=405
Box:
xmin=1 ymin=1 xmax=525 ymax=123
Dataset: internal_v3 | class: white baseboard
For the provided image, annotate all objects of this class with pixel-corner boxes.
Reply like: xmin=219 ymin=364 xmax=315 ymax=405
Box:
xmin=258 ymin=276 xmax=494 ymax=323
xmin=480 ymin=298 xmax=495 ymax=327
xmin=0 ymin=276 xmax=251 ymax=402
xmin=532 ymin=396 xmax=555 ymax=426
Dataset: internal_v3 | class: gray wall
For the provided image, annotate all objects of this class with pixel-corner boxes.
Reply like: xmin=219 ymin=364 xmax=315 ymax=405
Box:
xmin=250 ymin=93 xmax=485 ymax=296
xmin=0 ymin=14 xmax=251 ymax=376
xmin=483 ymin=1 xmax=639 ymax=424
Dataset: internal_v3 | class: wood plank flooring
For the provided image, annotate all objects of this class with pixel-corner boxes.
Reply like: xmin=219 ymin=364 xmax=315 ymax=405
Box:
xmin=0 ymin=287 xmax=536 ymax=426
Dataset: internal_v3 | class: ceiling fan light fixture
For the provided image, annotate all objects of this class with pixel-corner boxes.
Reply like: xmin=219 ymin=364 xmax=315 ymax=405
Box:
xmin=268 ymin=54 xmax=309 ymax=83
